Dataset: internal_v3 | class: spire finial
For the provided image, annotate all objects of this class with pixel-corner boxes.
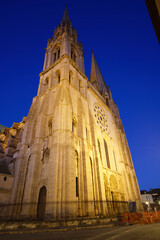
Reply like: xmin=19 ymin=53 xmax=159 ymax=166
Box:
xmin=61 ymin=5 xmax=71 ymax=26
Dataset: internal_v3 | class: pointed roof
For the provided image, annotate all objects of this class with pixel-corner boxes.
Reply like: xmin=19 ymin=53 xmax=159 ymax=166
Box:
xmin=61 ymin=5 xmax=72 ymax=26
xmin=90 ymin=52 xmax=107 ymax=94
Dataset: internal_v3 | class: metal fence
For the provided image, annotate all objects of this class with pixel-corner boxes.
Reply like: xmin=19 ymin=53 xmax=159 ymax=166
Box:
xmin=0 ymin=200 xmax=129 ymax=222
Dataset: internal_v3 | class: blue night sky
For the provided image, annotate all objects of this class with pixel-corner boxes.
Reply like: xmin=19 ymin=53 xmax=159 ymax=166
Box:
xmin=0 ymin=0 xmax=160 ymax=191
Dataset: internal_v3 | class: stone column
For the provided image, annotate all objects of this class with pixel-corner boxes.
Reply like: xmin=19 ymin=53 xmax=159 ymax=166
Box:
xmin=43 ymin=53 xmax=48 ymax=70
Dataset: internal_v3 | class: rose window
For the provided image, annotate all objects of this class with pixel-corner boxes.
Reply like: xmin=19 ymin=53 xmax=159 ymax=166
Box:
xmin=94 ymin=105 xmax=109 ymax=133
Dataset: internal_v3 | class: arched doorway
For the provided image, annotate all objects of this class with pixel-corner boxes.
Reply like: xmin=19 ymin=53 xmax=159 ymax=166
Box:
xmin=37 ymin=186 xmax=47 ymax=220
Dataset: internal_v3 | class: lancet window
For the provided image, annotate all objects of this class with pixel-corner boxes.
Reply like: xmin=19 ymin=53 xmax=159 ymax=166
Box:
xmin=53 ymin=47 xmax=60 ymax=63
xmin=71 ymin=48 xmax=76 ymax=63
xmin=75 ymin=150 xmax=79 ymax=198
xmin=56 ymin=71 xmax=61 ymax=83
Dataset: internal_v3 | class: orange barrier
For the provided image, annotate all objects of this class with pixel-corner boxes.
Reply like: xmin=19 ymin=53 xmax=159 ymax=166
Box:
xmin=122 ymin=211 xmax=160 ymax=225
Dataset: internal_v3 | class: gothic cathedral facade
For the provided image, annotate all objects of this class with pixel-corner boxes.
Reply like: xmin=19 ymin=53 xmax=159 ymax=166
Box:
xmin=0 ymin=7 xmax=141 ymax=220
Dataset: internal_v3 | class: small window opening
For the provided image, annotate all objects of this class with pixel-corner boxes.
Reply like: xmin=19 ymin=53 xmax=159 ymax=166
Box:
xmin=76 ymin=177 xmax=79 ymax=197
xmin=44 ymin=77 xmax=48 ymax=85
xmin=71 ymin=49 xmax=76 ymax=63
xmin=54 ymin=53 xmax=56 ymax=62
xmin=58 ymin=74 xmax=60 ymax=83
xmin=69 ymin=73 xmax=71 ymax=83
xmin=57 ymin=49 xmax=60 ymax=59
xmin=106 ymin=98 xmax=109 ymax=107
xmin=71 ymin=50 xmax=73 ymax=59
xmin=4 ymin=176 xmax=7 ymax=181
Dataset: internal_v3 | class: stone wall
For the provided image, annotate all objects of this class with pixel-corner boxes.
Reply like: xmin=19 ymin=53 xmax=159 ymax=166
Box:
xmin=0 ymin=173 xmax=13 ymax=204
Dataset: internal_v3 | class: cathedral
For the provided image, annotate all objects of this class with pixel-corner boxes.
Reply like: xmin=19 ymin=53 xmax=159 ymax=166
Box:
xmin=0 ymin=7 xmax=141 ymax=220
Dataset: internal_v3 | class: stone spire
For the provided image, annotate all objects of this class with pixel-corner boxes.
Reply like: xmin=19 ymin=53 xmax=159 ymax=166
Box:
xmin=90 ymin=51 xmax=107 ymax=94
xmin=61 ymin=5 xmax=72 ymax=27
xmin=44 ymin=6 xmax=84 ymax=74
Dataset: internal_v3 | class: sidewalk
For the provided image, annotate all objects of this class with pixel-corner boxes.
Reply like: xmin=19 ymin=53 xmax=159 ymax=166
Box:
xmin=0 ymin=217 xmax=117 ymax=235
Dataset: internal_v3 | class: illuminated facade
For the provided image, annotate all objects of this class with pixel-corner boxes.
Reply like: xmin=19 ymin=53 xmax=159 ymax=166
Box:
xmin=0 ymin=7 xmax=141 ymax=219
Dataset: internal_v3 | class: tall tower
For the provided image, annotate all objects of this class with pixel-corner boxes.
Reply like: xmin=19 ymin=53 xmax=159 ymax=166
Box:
xmin=7 ymin=7 xmax=141 ymax=220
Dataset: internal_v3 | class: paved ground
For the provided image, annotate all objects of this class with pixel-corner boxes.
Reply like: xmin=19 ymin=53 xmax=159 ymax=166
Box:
xmin=0 ymin=223 xmax=160 ymax=240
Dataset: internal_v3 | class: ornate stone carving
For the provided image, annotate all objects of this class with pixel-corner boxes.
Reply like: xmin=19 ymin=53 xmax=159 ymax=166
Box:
xmin=94 ymin=104 xmax=110 ymax=134
xmin=41 ymin=138 xmax=50 ymax=163
xmin=0 ymin=134 xmax=5 ymax=142
xmin=72 ymin=115 xmax=77 ymax=126
xmin=9 ymin=128 xmax=17 ymax=137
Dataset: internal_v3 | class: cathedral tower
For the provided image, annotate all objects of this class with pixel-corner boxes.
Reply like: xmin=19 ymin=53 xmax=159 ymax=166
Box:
xmin=0 ymin=7 xmax=141 ymax=220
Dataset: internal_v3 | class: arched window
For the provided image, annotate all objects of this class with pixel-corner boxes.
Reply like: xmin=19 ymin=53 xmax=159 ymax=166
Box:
xmin=57 ymin=48 xmax=60 ymax=59
xmin=104 ymin=139 xmax=110 ymax=168
xmin=48 ymin=118 xmax=52 ymax=136
xmin=37 ymin=186 xmax=47 ymax=220
xmin=71 ymin=48 xmax=76 ymax=63
xmin=54 ymin=52 xmax=56 ymax=62
xmin=75 ymin=150 xmax=79 ymax=197
xmin=56 ymin=71 xmax=60 ymax=83
xmin=53 ymin=46 xmax=60 ymax=63
xmin=75 ymin=150 xmax=78 ymax=175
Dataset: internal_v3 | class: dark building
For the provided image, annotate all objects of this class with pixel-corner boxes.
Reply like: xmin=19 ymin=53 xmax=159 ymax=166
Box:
xmin=0 ymin=124 xmax=6 ymax=133
xmin=141 ymin=188 xmax=160 ymax=204
xmin=145 ymin=0 xmax=160 ymax=44
xmin=149 ymin=188 xmax=160 ymax=203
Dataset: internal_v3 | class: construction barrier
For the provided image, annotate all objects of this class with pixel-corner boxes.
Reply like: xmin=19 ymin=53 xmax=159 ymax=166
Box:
xmin=122 ymin=211 xmax=160 ymax=225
